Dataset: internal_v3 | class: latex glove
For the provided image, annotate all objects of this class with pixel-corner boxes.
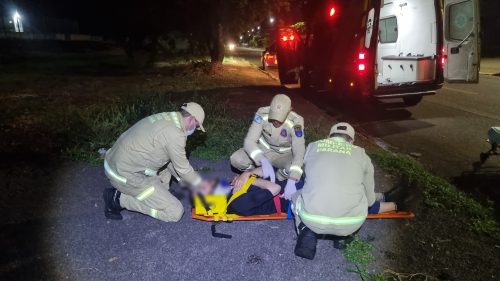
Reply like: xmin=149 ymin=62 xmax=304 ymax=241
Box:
xmin=281 ymin=179 xmax=297 ymax=200
xmin=260 ymin=157 xmax=275 ymax=183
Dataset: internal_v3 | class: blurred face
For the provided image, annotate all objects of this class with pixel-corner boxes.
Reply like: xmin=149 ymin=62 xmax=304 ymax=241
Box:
xmin=270 ymin=119 xmax=283 ymax=128
xmin=186 ymin=116 xmax=199 ymax=131
xmin=196 ymin=179 xmax=217 ymax=195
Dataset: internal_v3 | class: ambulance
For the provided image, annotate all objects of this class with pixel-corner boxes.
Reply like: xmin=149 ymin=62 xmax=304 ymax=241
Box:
xmin=276 ymin=0 xmax=481 ymax=106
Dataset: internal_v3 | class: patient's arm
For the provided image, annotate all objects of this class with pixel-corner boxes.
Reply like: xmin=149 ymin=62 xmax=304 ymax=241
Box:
xmin=250 ymin=167 xmax=264 ymax=178
xmin=251 ymin=178 xmax=281 ymax=196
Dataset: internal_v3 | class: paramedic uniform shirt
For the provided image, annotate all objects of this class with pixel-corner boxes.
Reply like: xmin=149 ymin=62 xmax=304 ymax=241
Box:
xmin=227 ymin=179 xmax=304 ymax=216
xmin=295 ymin=136 xmax=376 ymax=236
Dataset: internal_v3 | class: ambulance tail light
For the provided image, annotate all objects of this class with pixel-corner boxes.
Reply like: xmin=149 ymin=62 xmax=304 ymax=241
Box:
xmin=357 ymin=51 xmax=366 ymax=73
xmin=441 ymin=48 xmax=447 ymax=67
xmin=329 ymin=7 xmax=336 ymax=17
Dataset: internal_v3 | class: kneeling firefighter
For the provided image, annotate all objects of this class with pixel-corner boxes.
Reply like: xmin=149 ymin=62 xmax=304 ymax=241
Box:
xmin=103 ymin=102 xmax=209 ymax=222
xmin=293 ymin=123 xmax=376 ymax=259
xmin=230 ymin=94 xmax=305 ymax=200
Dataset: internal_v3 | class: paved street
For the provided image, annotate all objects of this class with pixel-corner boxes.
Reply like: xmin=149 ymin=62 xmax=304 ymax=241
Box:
xmin=1 ymin=158 xmax=400 ymax=281
xmin=232 ymin=46 xmax=500 ymax=203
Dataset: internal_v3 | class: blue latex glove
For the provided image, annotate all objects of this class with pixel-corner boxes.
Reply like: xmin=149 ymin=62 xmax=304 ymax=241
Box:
xmin=282 ymin=179 xmax=297 ymax=200
xmin=260 ymin=157 xmax=275 ymax=183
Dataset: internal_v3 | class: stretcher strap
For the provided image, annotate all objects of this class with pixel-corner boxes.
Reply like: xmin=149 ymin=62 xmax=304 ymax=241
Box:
xmin=226 ymin=175 xmax=256 ymax=207
xmin=273 ymin=196 xmax=281 ymax=214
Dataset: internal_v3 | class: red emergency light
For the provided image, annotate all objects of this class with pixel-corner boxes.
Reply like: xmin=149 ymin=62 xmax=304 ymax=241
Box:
xmin=329 ymin=7 xmax=336 ymax=17
xmin=357 ymin=51 xmax=366 ymax=72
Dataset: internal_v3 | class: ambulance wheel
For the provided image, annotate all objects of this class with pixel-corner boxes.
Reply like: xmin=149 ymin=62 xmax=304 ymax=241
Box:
xmin=279 ymin=71 xmax=298 ymax=84
xmin=298 ymin=71 xmax=313 ymax=95
xmin=403 ymin=96 xmax=423 ymax=106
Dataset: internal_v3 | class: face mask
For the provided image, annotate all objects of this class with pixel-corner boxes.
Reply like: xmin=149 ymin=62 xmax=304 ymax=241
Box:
xmin=185 ymin=128 xmax=195 ymax=136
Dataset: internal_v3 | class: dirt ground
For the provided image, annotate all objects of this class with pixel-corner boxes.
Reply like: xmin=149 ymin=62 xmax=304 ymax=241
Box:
xmin=1 ymin=50 xmax=499 ymax=280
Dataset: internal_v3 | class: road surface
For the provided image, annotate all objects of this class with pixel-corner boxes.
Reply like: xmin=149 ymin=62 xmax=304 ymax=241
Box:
xmin=232 ymin=46 xmax=500 ymax=203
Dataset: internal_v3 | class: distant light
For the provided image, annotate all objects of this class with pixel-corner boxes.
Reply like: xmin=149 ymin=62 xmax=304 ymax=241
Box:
xmin=328 ymin=78 xmax=333 ymax=83
xmin=350 ymin=82 xmax=354 ymax=87
xmin=257 ymin=26 xmax=260 ymax=30
xmin=13 ymin=11 xmax=21 ymax=21
xmin=239 ymin=36 xmax=243 ymax=40
xmin=251 ymin=28 xmax=254 ymax=32
xmin=269 ymin=17 xmax=275 ymax=24
xmin=329 ymin=7 xmax=336 ymax=17
xmin=228 ymin=43 xmax=236 ymax=51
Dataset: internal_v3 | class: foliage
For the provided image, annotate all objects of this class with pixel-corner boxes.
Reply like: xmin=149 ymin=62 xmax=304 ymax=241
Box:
xmin=369 ymin=149 xmax=500 ymax=240
xmin=341 ymin=236 xmax=386 ymax=281
xmin=61 ymin=94 xmax=250 ymax=164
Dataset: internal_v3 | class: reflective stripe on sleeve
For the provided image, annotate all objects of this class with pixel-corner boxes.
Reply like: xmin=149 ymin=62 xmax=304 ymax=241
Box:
xmin=150 ymin=208 xmax=158 ymax=218
xmin=250 ymin=149 xmax=263 ymax=160
xmin=104 ymin=160 xmax=127 ymax=184
xmin=289 ymin=165 xmax=303 ymax=175
xmin=297 ymin=198 xmax=366 ymax=226
xmin=144 ymin=169 xmax=158 ymax=177
xmin=136 ymin=186 xmax=155 ymax=201
xmin=192 ymin=176 xmax=202 ymax=187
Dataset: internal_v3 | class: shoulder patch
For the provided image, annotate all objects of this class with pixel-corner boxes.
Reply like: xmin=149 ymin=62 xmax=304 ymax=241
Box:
xmin=294 ymin=125 xmax=303 ymax=137
xmin=254 ymin=114 xmax=263 ymax=124
xmin=280 ymin=128 xmax=288 ymax=137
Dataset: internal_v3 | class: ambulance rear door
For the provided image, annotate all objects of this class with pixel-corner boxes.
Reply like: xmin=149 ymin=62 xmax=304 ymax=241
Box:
xmin=443 ymin=0 xmax=481 ymax=83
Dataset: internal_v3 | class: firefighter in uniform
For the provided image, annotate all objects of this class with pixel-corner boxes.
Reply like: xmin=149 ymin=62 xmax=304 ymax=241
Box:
xmin=102 ymin=102 xmax=207 ymax=222
xmin=230 ymin=94 xmax=305 ymax=200
xmin=293 ymin=123 xmax=375 ymax=259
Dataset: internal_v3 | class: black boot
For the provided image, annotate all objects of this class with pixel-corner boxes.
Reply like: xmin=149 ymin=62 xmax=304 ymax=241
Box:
xmin=333 ymin=235 xmax=355 ymax=250
xmin=294 ymin=223 xmax=317 ymax=260
xmin=384 ymin=186 xmax=408 ymax=212
xmin=103 ymin=188 xmax=123 ymax=220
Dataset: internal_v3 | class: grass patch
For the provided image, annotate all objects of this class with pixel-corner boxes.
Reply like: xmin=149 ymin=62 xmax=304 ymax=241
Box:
xmin=341 ymin=236 xmax=387 ymax=281
xmin=369 ymin=149 xmax=500 ymax=240
xmin=59 ymin=94 xmax=327 ymax=165
xmin=60 ymin=94 xmax=250 ymax=164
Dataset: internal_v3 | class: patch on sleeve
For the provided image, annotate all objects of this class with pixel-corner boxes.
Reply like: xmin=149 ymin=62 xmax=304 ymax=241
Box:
xmin=254 ymin=114 xmax=263 ymax=124
xmin=280 ymin=128 xmax=288 ymax=137
xmin=294 ymin=125 xmax=303 ymax=137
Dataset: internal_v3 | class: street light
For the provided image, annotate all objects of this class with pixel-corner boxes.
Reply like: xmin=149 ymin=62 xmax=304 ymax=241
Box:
xmin=251 ymin=28 xmax=254 ymax=32
xmin=257 ymin=26 xmax=260 ymax=30
xmin=269 ymin=17 xmax=275 ymax=24
xmin=12 ymin=10 xmax=23 ymax=32
xmin=239 ymin=35 xmax=243 ymax=40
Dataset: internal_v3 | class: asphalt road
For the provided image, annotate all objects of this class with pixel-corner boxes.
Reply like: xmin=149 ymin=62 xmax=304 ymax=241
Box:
xmin=232 ymin=46 xmax=500 ymax=203
xmin=1 ymin=158 xmax=400 ymax=281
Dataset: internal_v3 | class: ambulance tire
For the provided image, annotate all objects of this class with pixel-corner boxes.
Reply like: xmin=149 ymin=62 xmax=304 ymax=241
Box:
xmin=279 ymin=71 xmax=298 ymax=85
xmin=298 ymin=71 xmax=313 ymax=95
xmin=403 ymin=96 xmax=423 ymax=106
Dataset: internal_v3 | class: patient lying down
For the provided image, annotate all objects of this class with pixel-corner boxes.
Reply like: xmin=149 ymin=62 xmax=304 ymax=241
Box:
xmin=197 ymin=167 xmax=405 ymax=217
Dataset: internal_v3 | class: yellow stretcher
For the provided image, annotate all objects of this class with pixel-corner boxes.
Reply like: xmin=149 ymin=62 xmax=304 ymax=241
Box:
xmin=192 ymin=174 xmax=415 ymax=223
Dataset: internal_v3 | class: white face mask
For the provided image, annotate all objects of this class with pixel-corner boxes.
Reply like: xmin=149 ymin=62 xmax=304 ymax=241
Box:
xmin=185 ymin=128 xmax=195 ymax=136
